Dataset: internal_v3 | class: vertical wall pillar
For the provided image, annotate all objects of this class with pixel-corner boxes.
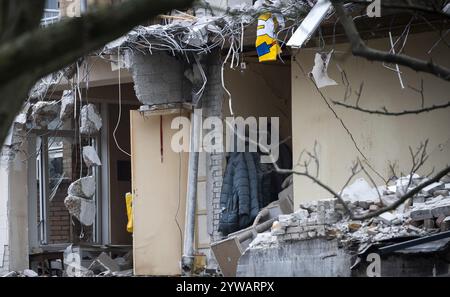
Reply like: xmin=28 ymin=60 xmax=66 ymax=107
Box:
xmin=202 ymin=51 xmax=224 ymax=243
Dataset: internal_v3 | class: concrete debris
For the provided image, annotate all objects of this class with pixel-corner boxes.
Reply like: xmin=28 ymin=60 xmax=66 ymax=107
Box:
xmin=378 ymin=212 xmax=397 ymax=225
xmin=64 ymin=195 xmax=96 ymax=226
xmin=83 ymin=146 xmax=102 ymax=167
xmin=410 ymin=195 xmax=450 ymax=221
xmin=23 ymin=269 xmax=38 ymax=277
xmin=31 ymin=100 xmax=60 ymax=128
xmin=80 ymin=104 xmax=102 ymax=135
xmin=93 ymin=252 xmax=120 ymax=272
xmin=68 ymin=176 xmax=96 ymax=198
xmin=249 ymin=170 xmax=450 ymax=250
xmin=60 ymin=90 xmax=75 ymax=121
xmin=422 ymin=182 xmax=444 ymax=196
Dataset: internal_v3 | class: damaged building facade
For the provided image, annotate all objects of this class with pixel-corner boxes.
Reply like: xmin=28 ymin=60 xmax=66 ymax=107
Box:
xmin=1 ymin=0 xmax=450 ymax=277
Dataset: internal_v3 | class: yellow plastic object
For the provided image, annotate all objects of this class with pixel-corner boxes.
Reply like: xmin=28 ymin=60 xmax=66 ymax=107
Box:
xmin=256 ymin=12 xmax=281 ymax=62
xmin=125 ymin=192 xmax=133 ymax=233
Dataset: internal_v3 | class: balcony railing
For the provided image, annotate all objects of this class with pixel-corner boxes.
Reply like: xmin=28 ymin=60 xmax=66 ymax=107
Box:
xmin=41 ymin=9 xmax=60 ymax=27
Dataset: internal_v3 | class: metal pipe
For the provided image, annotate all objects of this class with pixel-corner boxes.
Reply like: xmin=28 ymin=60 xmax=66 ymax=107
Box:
xmin=181 ymin=109 xmax=201 ymax=273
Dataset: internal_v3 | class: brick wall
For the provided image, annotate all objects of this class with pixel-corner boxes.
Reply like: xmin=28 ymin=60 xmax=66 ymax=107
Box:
xmin=202 ymin=51 xmax=225 ymax=242
xmin=47 ymin=182 xmax=71 ymax=243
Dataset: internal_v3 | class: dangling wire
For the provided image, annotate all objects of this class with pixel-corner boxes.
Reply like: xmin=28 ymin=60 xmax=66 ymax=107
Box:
xmin=113 ymin=47 xmax=132 ymax=157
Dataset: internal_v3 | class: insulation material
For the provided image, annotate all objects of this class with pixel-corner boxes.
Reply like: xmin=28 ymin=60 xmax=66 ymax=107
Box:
xmin=256 ymin=12 xmax=282 ymax=62
xmin=31 ymin=101 xmax=60 ymax=128
xmin=311 ymin=51 xmax=337 ymax=88
xmin=64 ymin=195 xmax=96 ymax=226
xmin=60 ymin=90 xmax=75 ymax=121
xmin=68 ymin=176 xmax=96 ymax=198
xmin=80 ymin=104 xmax=102 ymax=135
xmin=82 ymin=146 xmax=102 ymax=167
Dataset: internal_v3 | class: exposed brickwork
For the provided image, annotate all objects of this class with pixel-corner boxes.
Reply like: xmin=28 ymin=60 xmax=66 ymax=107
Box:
xmin=202 ymin=51 xmax=224 ymax=243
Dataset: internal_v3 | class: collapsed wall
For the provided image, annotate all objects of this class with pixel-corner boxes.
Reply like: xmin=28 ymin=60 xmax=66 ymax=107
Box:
xmin=127 ymin=51 xmax=192 ymax=106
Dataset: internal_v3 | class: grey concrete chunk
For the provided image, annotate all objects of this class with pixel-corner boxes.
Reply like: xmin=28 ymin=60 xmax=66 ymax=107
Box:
xmin=410 ymin=208 xmax=433 ymax=221
xmin=83 ymin=146 xmax=102 ymax=167
xmin=68 ymin=176 xmax=96 ymax=198
xmin=80 ymin=104 xmax=102 ymax=135
xmin=60 ymin=90 xmax=74 ymax=121
xmin=31 ymin=101 xmax=59 ymax=128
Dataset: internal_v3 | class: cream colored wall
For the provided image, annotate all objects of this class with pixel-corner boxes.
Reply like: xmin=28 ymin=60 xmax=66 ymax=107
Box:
xmin=224 ymin=62 xmax=292 ymax=144
xmin=7 ymin=151 xmax=29 ymax=271
xmin=291 ymin=31 xmax=450 ymax=208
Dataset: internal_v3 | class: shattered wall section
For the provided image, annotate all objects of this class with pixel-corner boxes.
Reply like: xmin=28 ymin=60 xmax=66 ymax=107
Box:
xmin=127 ymin=51 xmax=191 ymax=106
xmin=202 ymin=51 xmax=224 ymax=242
xmin=0 ymin=161 xmax=10 ymax=275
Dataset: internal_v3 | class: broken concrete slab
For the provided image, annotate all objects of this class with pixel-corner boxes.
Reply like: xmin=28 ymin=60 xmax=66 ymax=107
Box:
xmin=433 ymin=190 xmax=449 ymax=197
xmin=422 ymin=182 xmax=444 ymax=195
xmin=60 ymin=90 xmax=75 ymax=121
xmin=410 ymin=208 xmax=433 ymax=221
xmin=68 ymin=176 xmax=95 ymax=198
xmin=64 ymin=195 xmax=96 ymax=226
xmin=431 ymin=203 xmax=450 ymax=218
xmin=96 ymin=252 xmax=120 ymax=272
xmin=378 ymin=212 xmax=397 ymax=225
xmin=31 ymin=101 xmax=60 ymax=128
xmin=80 ymin=104 xmax=102 ymax=135
xmin=82 ymin=146 xmax=102 ymax=167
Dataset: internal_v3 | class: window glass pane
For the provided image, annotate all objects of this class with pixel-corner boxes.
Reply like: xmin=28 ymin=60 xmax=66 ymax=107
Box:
xmin=45 ymin=0 xmax=59 ymax=9
xmin=38 ymin=135 xmax=96 ymax=244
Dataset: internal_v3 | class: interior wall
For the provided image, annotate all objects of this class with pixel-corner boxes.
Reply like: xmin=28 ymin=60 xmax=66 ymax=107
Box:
xmin=224 ymin=61 xmax=292 ymax=146
xmin=131 ymin=111 xmax=189 ymax=275
xmin=0 ymin=161 xmax=10 ymax=274
xmin=108 ymin=103 xmax=137 ymax=245
xmin=291 ymin=31 xmax=450 ymax=207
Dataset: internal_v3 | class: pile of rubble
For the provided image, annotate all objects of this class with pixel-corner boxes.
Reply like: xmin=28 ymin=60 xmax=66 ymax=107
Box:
xmin=249 ymin=174 xmax=450 ymax=250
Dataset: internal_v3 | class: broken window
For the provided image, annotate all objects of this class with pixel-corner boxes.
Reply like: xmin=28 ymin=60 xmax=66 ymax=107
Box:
xmin=33 ymin=112 xmax=101 ymax=245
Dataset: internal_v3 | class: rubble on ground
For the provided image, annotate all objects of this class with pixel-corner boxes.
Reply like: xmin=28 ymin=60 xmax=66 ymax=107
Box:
xmin=249 ymin=174 xmax=450 ymax=251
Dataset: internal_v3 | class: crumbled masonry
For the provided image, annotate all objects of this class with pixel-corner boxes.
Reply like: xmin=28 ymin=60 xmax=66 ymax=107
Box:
xmin=64 ymin=195 xmax=96 ymax=226
xmin=65 ymin=176 xmax=96 ymax=226
xmin=67 ymin=176 xmax=96 ymax=198
xmin=31 ymin=100 xmax=60 ymax=128
xmin=60 ymin=90 xmax=75 ymax=121
xmin=249 ymin=174 xmax=450 ymax=250
xmin=80 ymin=104 xmax=102 ymax=135
xmin=83 ymin=146 xmax=102 ymax=167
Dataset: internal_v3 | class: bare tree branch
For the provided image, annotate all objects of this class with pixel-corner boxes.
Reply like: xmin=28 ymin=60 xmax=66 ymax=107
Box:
xmin=0 ymin=0 xmax=194 ymax=145
xmin=332 ymin=99 xmax=450 ymax=115
xmin=332 ymin=0 xmax=450 ymax=81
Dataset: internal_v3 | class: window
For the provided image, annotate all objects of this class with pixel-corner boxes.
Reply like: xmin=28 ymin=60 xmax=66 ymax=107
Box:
xmin=33 ymin=112 xmax=101 ymax=245
xmin=42 ymin=0 xmax=60 ymax=26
